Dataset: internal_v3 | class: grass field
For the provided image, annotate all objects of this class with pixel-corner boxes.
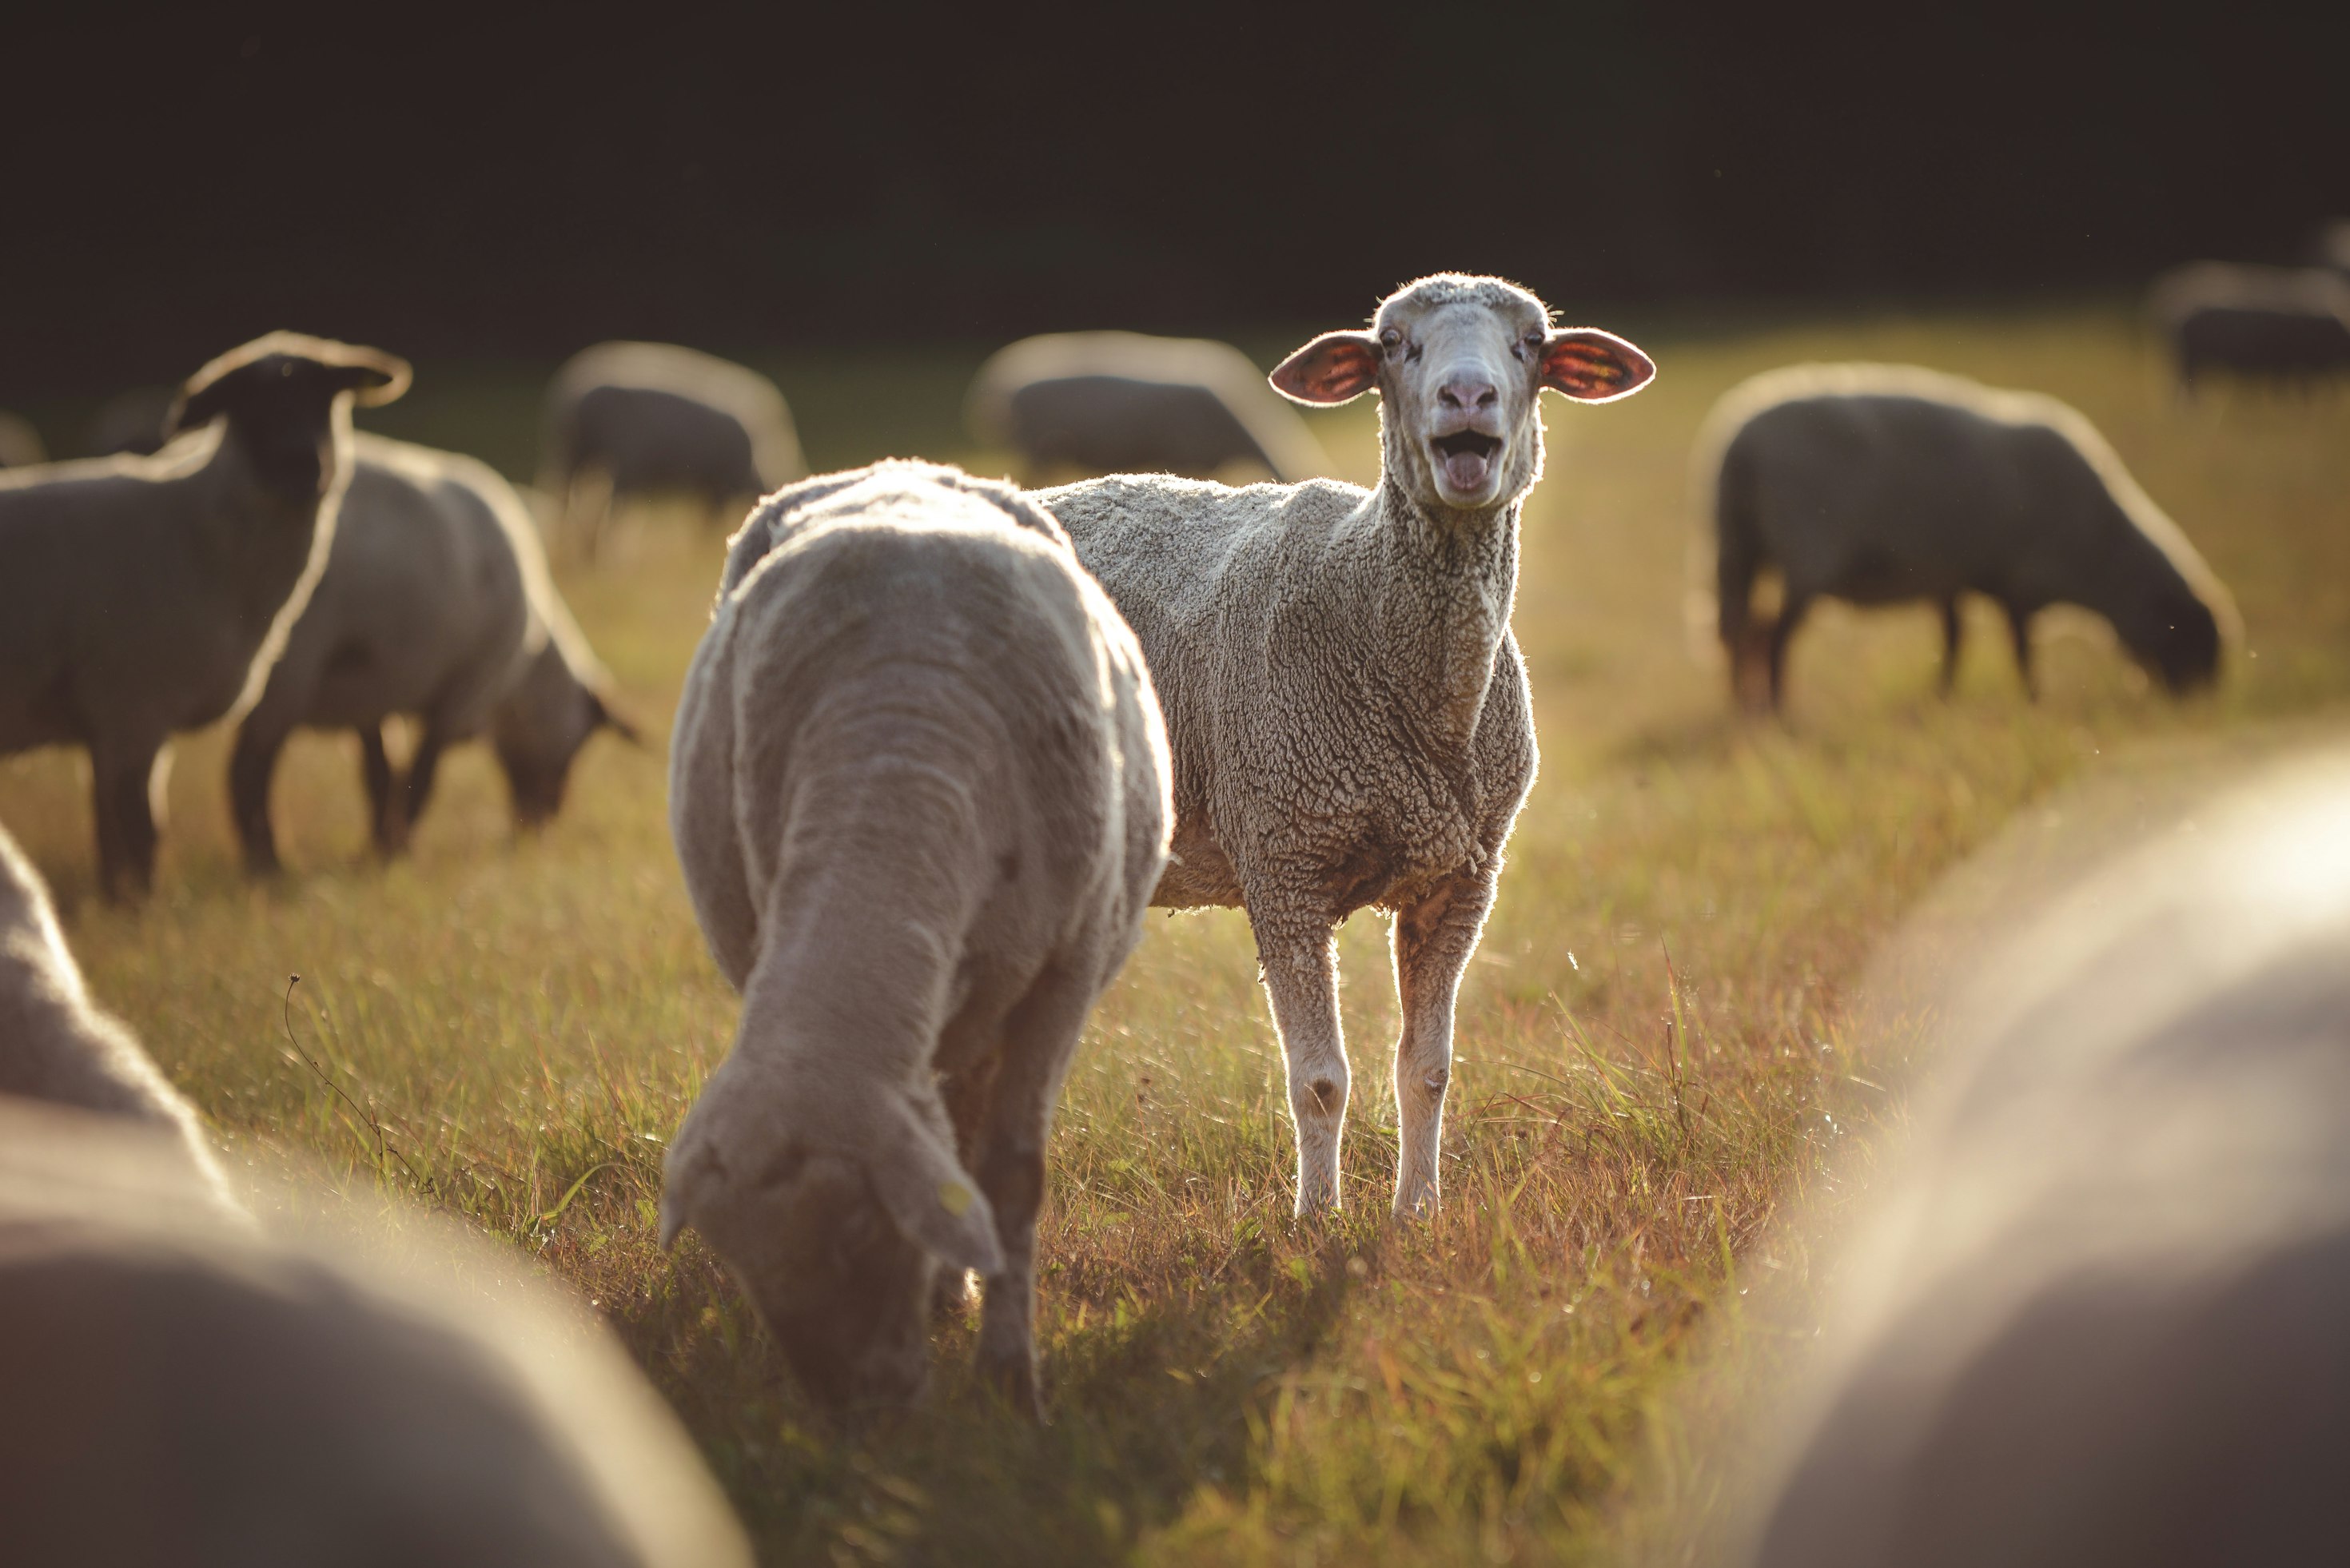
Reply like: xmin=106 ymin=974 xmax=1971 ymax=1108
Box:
xmin=4 ymin=304 xmax=2346 ymax=1565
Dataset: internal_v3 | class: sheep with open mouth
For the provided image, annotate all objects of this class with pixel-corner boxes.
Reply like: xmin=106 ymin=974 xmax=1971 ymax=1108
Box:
xmin=1039 ymin=273 xmax=1655 ymax=1216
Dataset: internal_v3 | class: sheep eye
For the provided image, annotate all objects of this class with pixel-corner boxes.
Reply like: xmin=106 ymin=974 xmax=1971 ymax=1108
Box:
xmin=1380 ymin=328 xmax=1402 ymax=352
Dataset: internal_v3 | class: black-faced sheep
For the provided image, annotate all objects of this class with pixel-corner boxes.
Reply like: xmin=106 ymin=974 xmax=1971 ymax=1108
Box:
xmin=1692 ymin=364 xmax=2235 ymax=711
xmin=1038 ymin=273 xmax=1655 ymax=1216
xmin=1737 ymin=748 xmax=2350 ymax=1568
xmin=230 ymin=432 xmax=635 ymax=874
xmin=0 ymin=822 xmax=235 ymax=1211
xmin=661 ymin=461 xmax=1169 ymax=1418
xmin=0 ymin=333 xmax=408 ymax=897
xmin=0 ymin=1099 xmax=751 ymax=1568
xmin=541 ymin=341 xmax=805 ymax=557
xmin=968 ymin=331 xmax=1332 ymax=483
xmin=2149 ymin=262 xmax=2350 ymax=391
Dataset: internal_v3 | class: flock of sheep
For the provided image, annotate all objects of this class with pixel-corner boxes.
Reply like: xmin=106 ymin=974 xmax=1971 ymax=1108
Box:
xmin=0 ymin=253 xmax=2340 ymax=1561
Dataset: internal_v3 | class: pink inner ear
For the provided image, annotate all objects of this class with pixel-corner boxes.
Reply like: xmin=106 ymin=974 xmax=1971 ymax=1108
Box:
xmin=1270 ymin=332 xmax=1381 ymax=405
xmin=1542 ymin=331 xmax=1656 ymax=402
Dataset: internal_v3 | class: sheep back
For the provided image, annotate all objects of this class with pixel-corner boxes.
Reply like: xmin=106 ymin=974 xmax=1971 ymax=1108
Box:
xmin=544 ymin=342 xmax=804 ymax=502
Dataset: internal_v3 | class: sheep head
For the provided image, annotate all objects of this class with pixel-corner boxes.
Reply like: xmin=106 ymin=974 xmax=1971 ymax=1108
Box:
xmin=659 ymin=1061 xmax=1002 ymax=1417
xmin=1270 ymin=274 xmax=1653 ymax=517
xmin=169 ymin=332 xmax=411 ymax=499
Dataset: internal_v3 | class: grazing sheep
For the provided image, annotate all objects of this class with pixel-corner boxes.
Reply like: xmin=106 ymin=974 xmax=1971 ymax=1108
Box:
xmin=230 ymin=432 xmax=636 ymax=874
xmin=1739 ymin=747 xmax=2350 ymax=1568
xmin=1038 ymin=273 xmax=1655 ymax=1216
xmin=541 ymin=341 xmax=805 ymax=555
xmin=1691 ymin=363 xmax=2236 ymax=710
xmin=660 ymin=460 xmax=1169 ymax=1418
xmin=0 ymin=1100 xmax=752 ymax=1568
xmin=968 ymin=331 xmax=1332 ymax=482
xmin=2148 ymin=261 xmax=2350 ymax=391
xmin=0 ymin=332 xmax=409 ymax=897
xmin=0 ymin=823 xmax=234 ymax=1210
xmin=0 ymin=411 xmax=44 ymax=468
xmin=81 ymin=384 xmax=177 ymax=457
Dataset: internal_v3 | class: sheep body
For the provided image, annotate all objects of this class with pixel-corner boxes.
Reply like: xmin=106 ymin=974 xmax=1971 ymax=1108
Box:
xmin=230 ymin=432 xmax=629 ymax=872
xmin=0 ymin=411 xmax=44 ymax=468
xmin=1690 ymin=363 xmax=2236 ymax=709
xmin=1740 ymin=748 xmax=2350 ymax=1568
xmin=0 ymin=332 xmax=408 ymax=895
xmin=661 ymin=460 xmax=1169 ymax=1415
xmin=2149 ymin=261 xmax=2350 ymax=388
xmin=969 ymin=331 xmax=1332 ymax=482
xmin=0 ymin=824 xmax=234 ymax=1209
xmin=0 ymin=1099 xmax=751 ymax=1568
xmin=542 ymin=341 xmax=805 ymax=551
xmin=1039 ymin=273 xmax=1654 ymax=1215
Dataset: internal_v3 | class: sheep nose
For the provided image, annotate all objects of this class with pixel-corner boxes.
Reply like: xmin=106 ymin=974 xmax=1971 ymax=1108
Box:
xmin=1438 ymin=376 xmax=1498 ymax=412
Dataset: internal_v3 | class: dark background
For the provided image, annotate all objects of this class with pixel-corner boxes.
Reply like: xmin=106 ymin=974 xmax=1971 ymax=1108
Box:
xmin=6 ymin=2 xmax=2347 ymax=400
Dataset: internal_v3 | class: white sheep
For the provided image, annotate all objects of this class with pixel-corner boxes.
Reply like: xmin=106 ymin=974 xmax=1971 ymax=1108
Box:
xmin=0 ymin=822 xmax=236 ymax=1211
xmin=1738 ymin=746 xmax=2350 ymax=1568
xmin=0 ymin=1097 xmax=751 ymax=1568
xmin=1688 ymin=363 xmax=2236 ymax=710
xmin=1038 ymin=273 xmax=1655 ymax=1216
xmin=968 ymin=330 xmax=1333 ymax=483
xmin=229 ymin=432 xmax=636 ymax=874
xmin=541 ymin=340 xmax=806 ymax=556
xmin=659 ymin=460 xmax=1169 ymax=1417
xmin=0 ymin=332 xmax=409 ymax=897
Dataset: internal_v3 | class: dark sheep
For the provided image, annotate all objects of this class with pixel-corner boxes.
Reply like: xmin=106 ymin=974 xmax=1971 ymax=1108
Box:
xmin=1692 ymin=364 xmax=2236 ymax=711
xmin=1737 ymin=748 xmax=2350 ymax=1568
xmin=540 ymin=341 xmax=804 ymax=556
xmin=968 ymin=332 xmax=1332 ymax=482
xmin=2149 ymin=262 xmax=2350 ymax=392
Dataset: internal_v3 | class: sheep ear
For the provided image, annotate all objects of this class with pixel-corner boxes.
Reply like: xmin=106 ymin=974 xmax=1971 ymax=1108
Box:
xmin=1540 ymin=329 xmax=1655 ymax=403
xmin=1270 ymin=331 xmax=1382 ymax=405
xmin=325 ymin=351 xmax=412 ymax=408
xmin=166 ymin=379 xmax=230 ymax=436
xmin=868 ymin=1097 xmax=1003 ymax=1276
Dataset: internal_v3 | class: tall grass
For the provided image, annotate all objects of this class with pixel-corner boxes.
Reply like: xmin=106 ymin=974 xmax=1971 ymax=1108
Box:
xmin=2 ymin=304 xmax=2343 ymax=1564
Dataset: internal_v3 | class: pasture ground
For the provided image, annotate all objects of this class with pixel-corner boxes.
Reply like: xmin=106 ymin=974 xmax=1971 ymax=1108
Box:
xmin=3 ymin=304 xmax=2345 ymax=1565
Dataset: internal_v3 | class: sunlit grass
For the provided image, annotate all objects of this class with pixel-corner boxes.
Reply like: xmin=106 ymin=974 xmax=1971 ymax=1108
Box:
xmin=2 ymin=304 xmax=2344 ymax=1565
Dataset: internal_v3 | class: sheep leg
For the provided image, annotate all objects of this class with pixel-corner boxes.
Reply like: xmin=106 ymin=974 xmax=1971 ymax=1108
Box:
xmin=968 ymin=968 xmax=1093 ymax=1419
xmin=229 ymin=719 xmax=291 ymax=877
xmin=2004 ymin=603 xmax=2038 ymax=700
xmin=359 ymin=726 xmax=404 ymax=855
xmin=1938 ymin=597 xmax=1964 ymax=696
xmin=395 ymin=728 xmax=450 ymax=853
xmin=1391 ymin=871 xmax=1492 ymax=1217
xmin=91 ymin=738 xmax=166 ymax=901
xmin=1766 ymin=595 xmax=1811 ymax=712
xmin=1249 ymin=904 xmax=1349 ymax=1215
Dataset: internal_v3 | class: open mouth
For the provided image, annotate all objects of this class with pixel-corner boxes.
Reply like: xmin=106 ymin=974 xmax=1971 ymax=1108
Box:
xmin=1431 ymin=431 xmax=1502 ymax=494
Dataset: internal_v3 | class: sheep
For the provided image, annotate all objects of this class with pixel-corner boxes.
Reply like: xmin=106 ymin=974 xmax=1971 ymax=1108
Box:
xmin=1037 ymin=273 xmax=1655 ymax=1217
xmin=1736 ymin=746 xmax=2350 ymax=1568
xmin=968 ymin=331 xmax=1333 ymax=483
xmin=0 ymin=332 xmax=410 ymax=897
xmin=229 ymin=432 xmax=637 ymax=875
xmin=2320 ymin=217 xmax=2350 ymax=276
xmin=1690 ymin=363 xmax=2236 ymax=712
xmin=0 ymin=411 xmax=44 ymax=468
xmin=81 ymin=384 xmax=177 ymax=457
xmin=0 ymin=1099 xmax=753 ymax=1568
xmin=659 ymin=460 xmax=1170 ymax=1418
xmin=0 ymin=822 xmax=236 ymax=1210
xmin=540 ymin=340 xmax=806 ymax=556
xmin=2148 ymin=261 xmax=2350 ymax=391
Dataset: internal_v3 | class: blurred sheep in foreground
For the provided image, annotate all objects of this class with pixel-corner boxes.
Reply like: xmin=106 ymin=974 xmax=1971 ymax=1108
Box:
xmin=0 ymin=1100 xmax=752 ymax=1568
xmin=968 ymin=331 xmax=1332 ymax=483
xmin=1739 ymin=746 xmax=2350 ymax=1568
xmin=230 ymin=432 xmax=637 ymax=875
xmin=0 ymin=823 xmax=235 ymax=1211
xmin=662 ymin=462 xmax=1169 ymax=1419
xmin=541 ymin=340 xmax=805 ymax=558
xmin=1691 ymin=363 xmax=2235 ymax=711
xmin=0 ymin=332 xmax=409 ymax=897
xmin=2148 ymin=262 xmax=2350 ymax=392
xmin=0 ymin=411 xmax=45 ymax=468
xmin=1041 ymin=273 xmax=1655 ymax=1217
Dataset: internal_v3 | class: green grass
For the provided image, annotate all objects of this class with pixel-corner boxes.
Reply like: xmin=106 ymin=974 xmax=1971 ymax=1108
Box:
xmin=2 ymin=304 xmax=2345 ymax=1566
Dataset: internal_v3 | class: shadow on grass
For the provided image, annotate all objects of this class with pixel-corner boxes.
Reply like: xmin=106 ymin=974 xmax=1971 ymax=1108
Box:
xmin=627 ymin=1222 xmax=1379 ymax=1566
